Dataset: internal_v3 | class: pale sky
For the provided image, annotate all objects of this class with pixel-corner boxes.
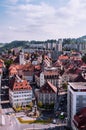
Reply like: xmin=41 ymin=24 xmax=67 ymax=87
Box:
xmin=0 ymin=0 xmax=86 ymax=42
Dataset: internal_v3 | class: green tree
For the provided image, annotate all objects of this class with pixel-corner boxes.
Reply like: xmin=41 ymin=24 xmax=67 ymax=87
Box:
xmin=38 ymin=101 xmax=42 ymax=108
xmin=62 ymin=83 xmax=67 ymax=90
xmin=5 ymin=59 xmax=13 ymax=68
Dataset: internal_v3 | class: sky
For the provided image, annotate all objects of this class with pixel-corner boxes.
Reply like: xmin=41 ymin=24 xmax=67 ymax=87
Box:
xmin=0 ymin=0 xmax=86 ymax=42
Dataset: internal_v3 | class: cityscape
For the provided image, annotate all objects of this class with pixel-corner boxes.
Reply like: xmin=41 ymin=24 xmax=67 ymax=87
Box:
xmin=0 ymin=38 xmax=86 ymax=130
xmin=0 ymin=0 xmax=86 ymax=130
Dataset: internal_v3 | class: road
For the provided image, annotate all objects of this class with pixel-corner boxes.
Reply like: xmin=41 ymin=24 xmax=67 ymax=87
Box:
xmin=0 ymin=114 xmax=65 ymax=130
xmin=0 ymin=78 xmax=67 ymax=130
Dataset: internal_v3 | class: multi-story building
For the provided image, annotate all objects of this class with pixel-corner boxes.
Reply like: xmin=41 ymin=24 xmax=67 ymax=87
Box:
xmin=19 ymin=50 xmax=25 ymax=65
xmin=9 ymin=75 xmax=32 ymax=107
xmin=58 ymin=39 xmax=63 ymax=52
xmin=67 ymin=82 xmax=86 ymax=130
xmin=37 ymin=81 xmax=57 ymax=105
xmin=9 ymin=63 xmax=34 ymax=83
xmin=40 ymin=67 xmax=59 ymax=87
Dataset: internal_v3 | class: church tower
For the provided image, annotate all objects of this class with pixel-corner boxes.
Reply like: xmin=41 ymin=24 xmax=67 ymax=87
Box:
xmin=19 ymin=50 xmax=25 ymax=65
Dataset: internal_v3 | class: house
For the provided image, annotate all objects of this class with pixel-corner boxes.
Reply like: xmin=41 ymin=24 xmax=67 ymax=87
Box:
xmin=9 ymin=75 xmax=32 ymax=107
xmin=21 ymin=63 xmax=34 ymax=82
xmin=40 ymin=67 xmax=59 ymax=87
xmin=37 ymin=81 xmax=57 ymax=105
xmin=9 ymin=63 xmax=34 ymax=82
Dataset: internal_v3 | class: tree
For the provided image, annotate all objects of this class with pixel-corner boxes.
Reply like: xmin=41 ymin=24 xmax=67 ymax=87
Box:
xmin=5 ymin=59 xmax=13 ymax=68
xmin=38 ymin=101 xmax=42 ymax=108
xmin=62 ymin=83 xmax=67 ymax=90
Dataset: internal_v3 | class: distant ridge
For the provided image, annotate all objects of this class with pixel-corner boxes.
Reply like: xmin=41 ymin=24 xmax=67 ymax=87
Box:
xmin=0 ymin=36 xmax=86 ymax=52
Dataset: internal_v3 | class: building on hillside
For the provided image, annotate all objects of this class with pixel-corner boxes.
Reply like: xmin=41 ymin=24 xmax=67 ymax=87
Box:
xmin=9 ymin=75 xmax=32 ymax=107
xmin=37 ymin=81 xmax=57 ymax=105
xmin=67 ymin=82 xmax=86 ymax=130
xmin=19 ymin=50 xmax=25 ymax=65
xmin=58 ymin=39 xmax=63 ymax=52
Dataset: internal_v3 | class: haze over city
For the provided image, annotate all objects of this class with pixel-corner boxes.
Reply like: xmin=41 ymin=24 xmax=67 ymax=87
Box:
xmin=0 ymin=0 xmax=86 ymax=42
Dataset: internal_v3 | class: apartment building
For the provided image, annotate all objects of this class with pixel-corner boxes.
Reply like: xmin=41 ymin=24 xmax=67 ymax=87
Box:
xmin=37 ymin=81 xmax=57 ymax=105
xmin=9 ymin=75 xmax=32 ymax=107
xmin=67 ymin=82 xmax=86 ymax=130
xmin=40 ymin=67 xmax=59 ymax=87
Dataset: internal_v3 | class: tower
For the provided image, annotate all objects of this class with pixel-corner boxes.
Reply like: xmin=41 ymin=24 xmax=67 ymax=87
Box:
xmin=19 ymin=50 xmax=25 ymax=65
xmin=58 ymin=39 xmax=62 ymax=52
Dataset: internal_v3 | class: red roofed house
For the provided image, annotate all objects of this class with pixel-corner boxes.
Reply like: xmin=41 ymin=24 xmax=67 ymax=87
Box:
xmin=9 ymin=63 xmax=34 ymax=83
xmin=9 ymin=75 xmax=32 ymax=107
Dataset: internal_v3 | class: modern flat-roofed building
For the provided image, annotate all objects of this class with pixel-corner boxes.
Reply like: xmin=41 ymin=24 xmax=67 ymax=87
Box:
xmin=67 ymin=82 xmax=86 ymax=130
xmin=73 ymin=107 xmax=86 ymax=130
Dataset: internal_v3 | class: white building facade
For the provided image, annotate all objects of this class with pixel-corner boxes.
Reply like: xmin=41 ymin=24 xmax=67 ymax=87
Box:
xmin=9 ymin=89 xmax=32 ymax=107
xmin=9 ymin=78 xmax=32 ymax=107
xmin=67 ymin=82 xmax=86 ymax=130
xmin=19 ymin=51 xmax=25 ymax=65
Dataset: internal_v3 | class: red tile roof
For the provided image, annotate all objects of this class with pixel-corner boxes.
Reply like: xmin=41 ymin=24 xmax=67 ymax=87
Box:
xmin=13 ymin=80 xmax=32 ymax=91
xmin=58 ymin=55 xmax=69 ymax=60
xmin=9 ymin=75 xmax=32 ymax=91
xmin=40 ymin=81 xmax=57 ymax=93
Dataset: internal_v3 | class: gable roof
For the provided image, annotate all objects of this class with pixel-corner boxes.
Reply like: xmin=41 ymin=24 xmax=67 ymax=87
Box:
xmin=9 ymin=75 xmax=32 ymax=91
xmin=74 ymin=74 xmax=86 ymax=82
xmin=40 ymin=81 xmax=57 ymax=93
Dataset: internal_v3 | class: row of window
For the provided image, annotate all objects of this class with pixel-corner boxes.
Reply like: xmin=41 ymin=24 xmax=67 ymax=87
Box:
xmin=13 ymin=98 xmax=31 ymax=102
xmin=14 ymin=91 xmax=32 ymax=94
xmin=13 ymin=94 xmax=32 ymax=98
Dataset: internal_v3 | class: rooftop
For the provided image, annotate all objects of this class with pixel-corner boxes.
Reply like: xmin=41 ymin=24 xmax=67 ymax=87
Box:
xmin=69 ymin=82 xmax=86 ymax=91
xmin=40 ymin=81 xmax=57 ymax=93
xmin=9 ymin=75 xmax=32 ymax=91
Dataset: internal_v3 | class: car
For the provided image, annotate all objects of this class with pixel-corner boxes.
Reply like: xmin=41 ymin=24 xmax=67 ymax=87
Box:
xmin=52 ymin=119 xmax=57 ymax=124
xmin=59 ymin=112 xmax=65 ymax=119
xmin=58 ymin=107 xmax=61 ymax=111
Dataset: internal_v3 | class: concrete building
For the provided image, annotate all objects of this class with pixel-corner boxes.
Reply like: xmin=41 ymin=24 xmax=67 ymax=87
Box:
xmin=19 ymin=51 xmax=25 ymax=65
xmin=67 ymin=82 xmax=86 ymax=130
xmin=58 ymin=39 xmax=63 ymax=52
xmin=40 ymin=67 xmax=59 ymax=87
xmin=9 ymin=75 xmax=32 ymax=107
